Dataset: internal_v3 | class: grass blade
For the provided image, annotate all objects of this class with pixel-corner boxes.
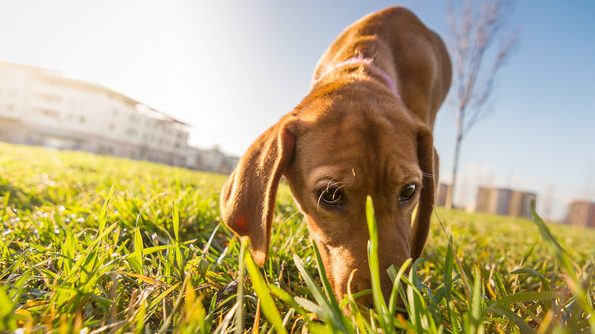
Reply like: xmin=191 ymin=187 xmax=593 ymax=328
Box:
xmin=235 ymin=237 xmax=247 ymax=334
xmin=311 ymin=240 xmax=341 ymax=312
xmin=132 ymin=227 xmax=144 ymax=275
xmin=244 ymin=239 xmax=287 ymax=334
xmin=172 ymin=200 xmax=180 ymax=241
xmin=388 ymin=258 xmax=412 ymax=316
xmin=365 ymin=196 xmax=390 ymax=330
xmin=293 ymin=253 xmax=351 ymax=333
xmin=98 ymin=184 xmax=115 ymax=234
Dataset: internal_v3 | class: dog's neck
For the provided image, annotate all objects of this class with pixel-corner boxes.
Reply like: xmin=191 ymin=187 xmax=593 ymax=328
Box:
xmin=312 ymin=55 xmax=400 ymax=98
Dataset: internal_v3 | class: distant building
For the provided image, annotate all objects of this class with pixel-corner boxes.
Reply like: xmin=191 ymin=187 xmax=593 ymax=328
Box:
xmin=566 ymin=201 xmax=595 ymax=228
xmin=436 ymin=183 xmax=452 ymax=207
xmin=473 ymin=186 xmax=537 ymax=219
xmin=186 ymin=146 xmax=239 ymax=174
xmin=509 ymin=191 xmax=537 ymax=218
xmin=0 ymin=61 xmax=238 ymax=173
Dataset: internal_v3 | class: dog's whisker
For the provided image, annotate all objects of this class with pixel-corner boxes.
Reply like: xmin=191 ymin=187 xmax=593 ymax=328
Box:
xmin=316 ymin=192 xmax=324 ymax=210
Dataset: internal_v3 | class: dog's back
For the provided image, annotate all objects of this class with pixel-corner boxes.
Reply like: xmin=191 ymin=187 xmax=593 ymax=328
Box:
xmin=313 ymin=6 xmax=452 ymax=128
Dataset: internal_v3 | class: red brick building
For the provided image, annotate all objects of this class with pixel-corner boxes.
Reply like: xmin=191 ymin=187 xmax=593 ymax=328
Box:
xmin=566 ymin=201 xmax=595 ymax=228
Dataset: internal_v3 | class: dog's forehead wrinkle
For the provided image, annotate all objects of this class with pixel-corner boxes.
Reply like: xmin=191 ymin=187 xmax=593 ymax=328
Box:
xmin=297 ymin=93 xmax=417 ymax=153
xmin=309 ymin=165 xmax=363 ymax=190
xmin=347 ymin=129 xmax=417 ymax=196
xmin=300 ymin=115 xmax=421 ymax=194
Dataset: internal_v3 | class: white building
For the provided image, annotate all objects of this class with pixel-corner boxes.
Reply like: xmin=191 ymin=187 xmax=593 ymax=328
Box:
xmin=0 ymin=61 xmax=237 ymax=173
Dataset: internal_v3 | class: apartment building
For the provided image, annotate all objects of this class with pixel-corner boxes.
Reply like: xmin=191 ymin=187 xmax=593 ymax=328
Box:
xmin=185 ymin=146 xmax=239 ymax=174
xmin=566 ymin=200 xmax=595 ymax=228
xmin=473 ymin=186 xmax=537 ymax=219
xmin=0 ymin=61 xmax=237 ymax=173
xmin=0 ymin=61 xmax=193 ymax=166
xmin=436 ymin=183 xmax=452 ymax=207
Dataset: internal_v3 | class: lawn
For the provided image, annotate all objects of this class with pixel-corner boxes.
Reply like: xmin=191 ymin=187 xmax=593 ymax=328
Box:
xmin=0 ymin=142 xmax=593 ymax=333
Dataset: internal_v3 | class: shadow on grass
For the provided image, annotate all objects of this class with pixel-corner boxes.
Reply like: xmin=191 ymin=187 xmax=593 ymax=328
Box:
xmin=0 ymin=179 xmax=42 ymax=210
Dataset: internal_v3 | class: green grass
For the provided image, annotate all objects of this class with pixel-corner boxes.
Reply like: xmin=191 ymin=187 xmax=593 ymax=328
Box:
xmin=0 ymin=141 xmax=593 ymax=333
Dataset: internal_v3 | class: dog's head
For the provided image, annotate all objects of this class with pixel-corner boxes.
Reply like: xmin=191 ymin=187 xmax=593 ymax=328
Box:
xmin=220 ymin=80 xmax=436 ymax=304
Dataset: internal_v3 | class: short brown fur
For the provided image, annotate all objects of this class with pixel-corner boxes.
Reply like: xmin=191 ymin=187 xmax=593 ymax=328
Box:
xmin=220 ymin=6 xmax=451 ymax=305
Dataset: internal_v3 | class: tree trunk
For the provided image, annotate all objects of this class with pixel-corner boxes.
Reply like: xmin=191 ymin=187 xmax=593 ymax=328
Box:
xmin=447 ymin=108 xmax=465 ymax=209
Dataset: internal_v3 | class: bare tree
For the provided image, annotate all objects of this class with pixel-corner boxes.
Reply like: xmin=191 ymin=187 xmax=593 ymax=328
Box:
xmin=445 ymin=0 xmax=519 ymax=209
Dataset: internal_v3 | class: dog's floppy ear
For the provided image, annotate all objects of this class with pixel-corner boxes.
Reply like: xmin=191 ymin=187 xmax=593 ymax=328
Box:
xmin=220 ymin=116 xmax=296 ymax=266
xmin=410 ymin=125 xmax=436 ymax=259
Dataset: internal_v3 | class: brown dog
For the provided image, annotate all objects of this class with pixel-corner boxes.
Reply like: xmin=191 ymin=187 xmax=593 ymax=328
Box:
xmin=220 ymin=6 xmax=451 ymax=304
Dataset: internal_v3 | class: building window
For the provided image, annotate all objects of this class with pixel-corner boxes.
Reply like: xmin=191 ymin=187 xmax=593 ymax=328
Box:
xmin=35 ymin=108 xmax=59 ymax=118
xmin=37 ymin=93 xmax=60 ymax=103
xmin=126 ymin=128 xmax=137 ymax=136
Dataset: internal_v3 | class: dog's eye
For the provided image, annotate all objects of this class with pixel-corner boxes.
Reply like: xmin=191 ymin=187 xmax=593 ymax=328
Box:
xmin=398 ymin=183 xmax=417 ymax=203
xmin=317 ymin=186 xmax=344 ymax=207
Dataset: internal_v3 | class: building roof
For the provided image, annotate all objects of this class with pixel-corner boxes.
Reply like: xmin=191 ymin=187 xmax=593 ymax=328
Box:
xmin=0 ymin=60 xmax=190 ymax=127
xmin=477 ymin=185 xmax=536 ymax=195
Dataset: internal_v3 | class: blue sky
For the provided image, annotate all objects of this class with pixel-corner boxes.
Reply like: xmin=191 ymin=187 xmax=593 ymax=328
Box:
xmin=0 ymin=1 xmax=593 ymax=219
